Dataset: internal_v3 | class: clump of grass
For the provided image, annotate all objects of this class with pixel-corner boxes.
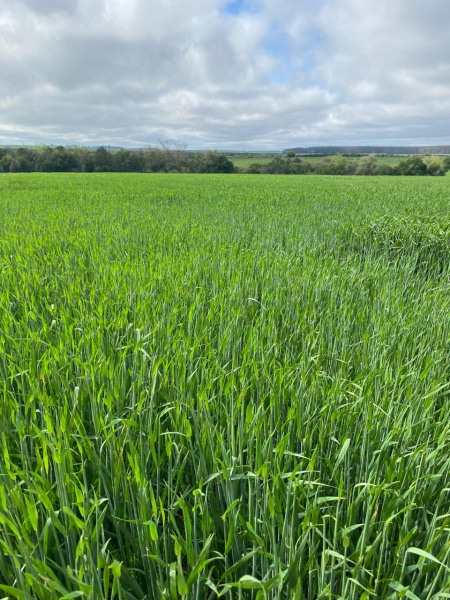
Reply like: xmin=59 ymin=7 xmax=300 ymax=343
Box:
xmin=337 ymin=214 xmax=450 ymax=278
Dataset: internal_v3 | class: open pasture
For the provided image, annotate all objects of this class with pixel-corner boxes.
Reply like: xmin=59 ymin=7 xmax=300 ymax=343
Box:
xmin=228 ymin=154 xmax=409 ymax=169
xmin=0 ymin=173 xmax=450 ymax=599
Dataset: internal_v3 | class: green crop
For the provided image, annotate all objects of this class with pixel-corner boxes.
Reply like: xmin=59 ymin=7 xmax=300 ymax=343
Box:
xmin=0 ymin=173 xmax=449 ymax=599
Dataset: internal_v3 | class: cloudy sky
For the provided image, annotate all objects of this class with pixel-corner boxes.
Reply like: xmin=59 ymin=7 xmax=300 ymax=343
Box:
xmin=0 ymin=0 xmax=449 ymax=149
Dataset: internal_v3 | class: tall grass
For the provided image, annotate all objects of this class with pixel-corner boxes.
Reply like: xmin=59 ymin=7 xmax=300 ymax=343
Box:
xmin=0 ymin=173 xmax=449 ymax=599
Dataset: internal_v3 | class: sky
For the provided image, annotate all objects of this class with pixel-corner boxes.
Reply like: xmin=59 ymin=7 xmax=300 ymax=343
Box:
xmin=0 ymin=0 xmax=449 ymax=150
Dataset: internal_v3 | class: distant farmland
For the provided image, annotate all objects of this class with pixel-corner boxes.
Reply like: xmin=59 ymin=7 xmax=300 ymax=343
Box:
xmin=229 ymin=153 xmax=413 ymax=169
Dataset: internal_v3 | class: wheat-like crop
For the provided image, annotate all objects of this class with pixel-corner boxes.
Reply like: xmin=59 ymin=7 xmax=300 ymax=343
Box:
xmin=0 ymin=173 xmax=449 ymax=599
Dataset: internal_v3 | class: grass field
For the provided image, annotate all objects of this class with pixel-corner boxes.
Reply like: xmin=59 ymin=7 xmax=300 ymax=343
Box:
xmin=228 ymin=154 xmax=422 ymax=169
xmin=227 ymin=156 xmax=276 ymax=168
xmin=1 ymin=173 xmax=450 ymax=599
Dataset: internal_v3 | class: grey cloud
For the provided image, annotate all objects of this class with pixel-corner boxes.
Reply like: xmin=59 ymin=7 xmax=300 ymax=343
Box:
xmin=0 ymin=0 xmax=448 ymax=148
xmin=13 ymin=0 xmax=79 ymax=15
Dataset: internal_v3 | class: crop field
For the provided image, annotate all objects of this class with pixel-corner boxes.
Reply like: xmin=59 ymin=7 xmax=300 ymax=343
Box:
xmin=1 ymin=173 xmax=450 ymax=599
xmin=228 ymin=155 xmax=434 ymax=170
xmin=227 ymin=156 xmax=275 ymax=168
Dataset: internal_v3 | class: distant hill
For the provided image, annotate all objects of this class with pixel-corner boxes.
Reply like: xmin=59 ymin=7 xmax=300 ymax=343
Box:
xmin=285 ymin=145 xmax=450 ymax=155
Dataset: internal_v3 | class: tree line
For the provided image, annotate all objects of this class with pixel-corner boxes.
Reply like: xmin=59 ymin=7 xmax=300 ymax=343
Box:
xmin=0 ymin=143 xmax=235 ymax=174
xmin=1 ymin=145 xmax=449 ymax=176
xmin=244 ymin=154 xmax=450 ymax=176
xmin=286 ymin=145 xmax=450 ymax=155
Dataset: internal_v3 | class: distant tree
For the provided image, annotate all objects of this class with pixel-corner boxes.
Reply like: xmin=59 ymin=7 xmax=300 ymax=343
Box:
xmin=314 ymin=157 xmax=333 ymax=175
xmin=344 ymin=160 xmax=357 ymax=175
xmin=9 ymin=158 xmax=21 ymax=173
xmin=355 ymin=155 xmax=377 ymax=175
xmin=424 ymin=156 xmax=446 ymax=176
xmin=377 ymin=164 xmax=395 ymax=176
xmin=113 ymin=149 xmax=145 ymax=172
xmin=157 ymin=139 xmax=187 ymax=172
xmin=284 ymin=150 xmax=296 ymax=158
xmin=264 ymin=157 xmax=291 ymax=174
xmin=143 ymin=147 xmax=168 ymax=172
xmin=194 ymin=151 xmax=235 ymax=173
xmin=16 ymin=147 xmax=37 ymax=172
xmin=93 ymin=146 xmax=113 ymax=172
xmin=247 ymin=163 xmax=264 ymax=174
xmin=329 ymin=154 xmax=348 ymax=175
xmin=34 ymin=146 xmax=78 ymax=172
xmin=55 ymin=146 xmax=79 ymax=171
xmin=72 ymin=147 xmax=95 ymax=172
xmin=397 ymin=156 xmax=427 ymax=176
xmin=288 ymin=158 xmax=309 ymax=174
xmin=0 ymin=153 xmax=12 ymax=172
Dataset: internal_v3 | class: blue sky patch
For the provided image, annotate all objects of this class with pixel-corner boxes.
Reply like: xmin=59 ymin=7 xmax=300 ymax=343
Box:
xmin=264 ymin=28 xmax=294 ymax=84
xmin=223 ymin=0 xmax=247 ymax=16
xmin=270 ymin=72 xmax=290 ymax=85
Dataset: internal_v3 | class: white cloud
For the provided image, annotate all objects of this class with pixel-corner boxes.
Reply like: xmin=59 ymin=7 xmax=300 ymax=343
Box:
xmin=0 ymin=0 xmax=448 ymax=148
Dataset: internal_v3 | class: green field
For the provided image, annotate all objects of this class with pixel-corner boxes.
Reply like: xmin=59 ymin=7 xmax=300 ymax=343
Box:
xmin=229 ymin=154 xmax=420 ymax=169
xmin=1 ymin=173 xmax=450 ymax=599
xmin=227 ymin=155 xmax=276 ymax=168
